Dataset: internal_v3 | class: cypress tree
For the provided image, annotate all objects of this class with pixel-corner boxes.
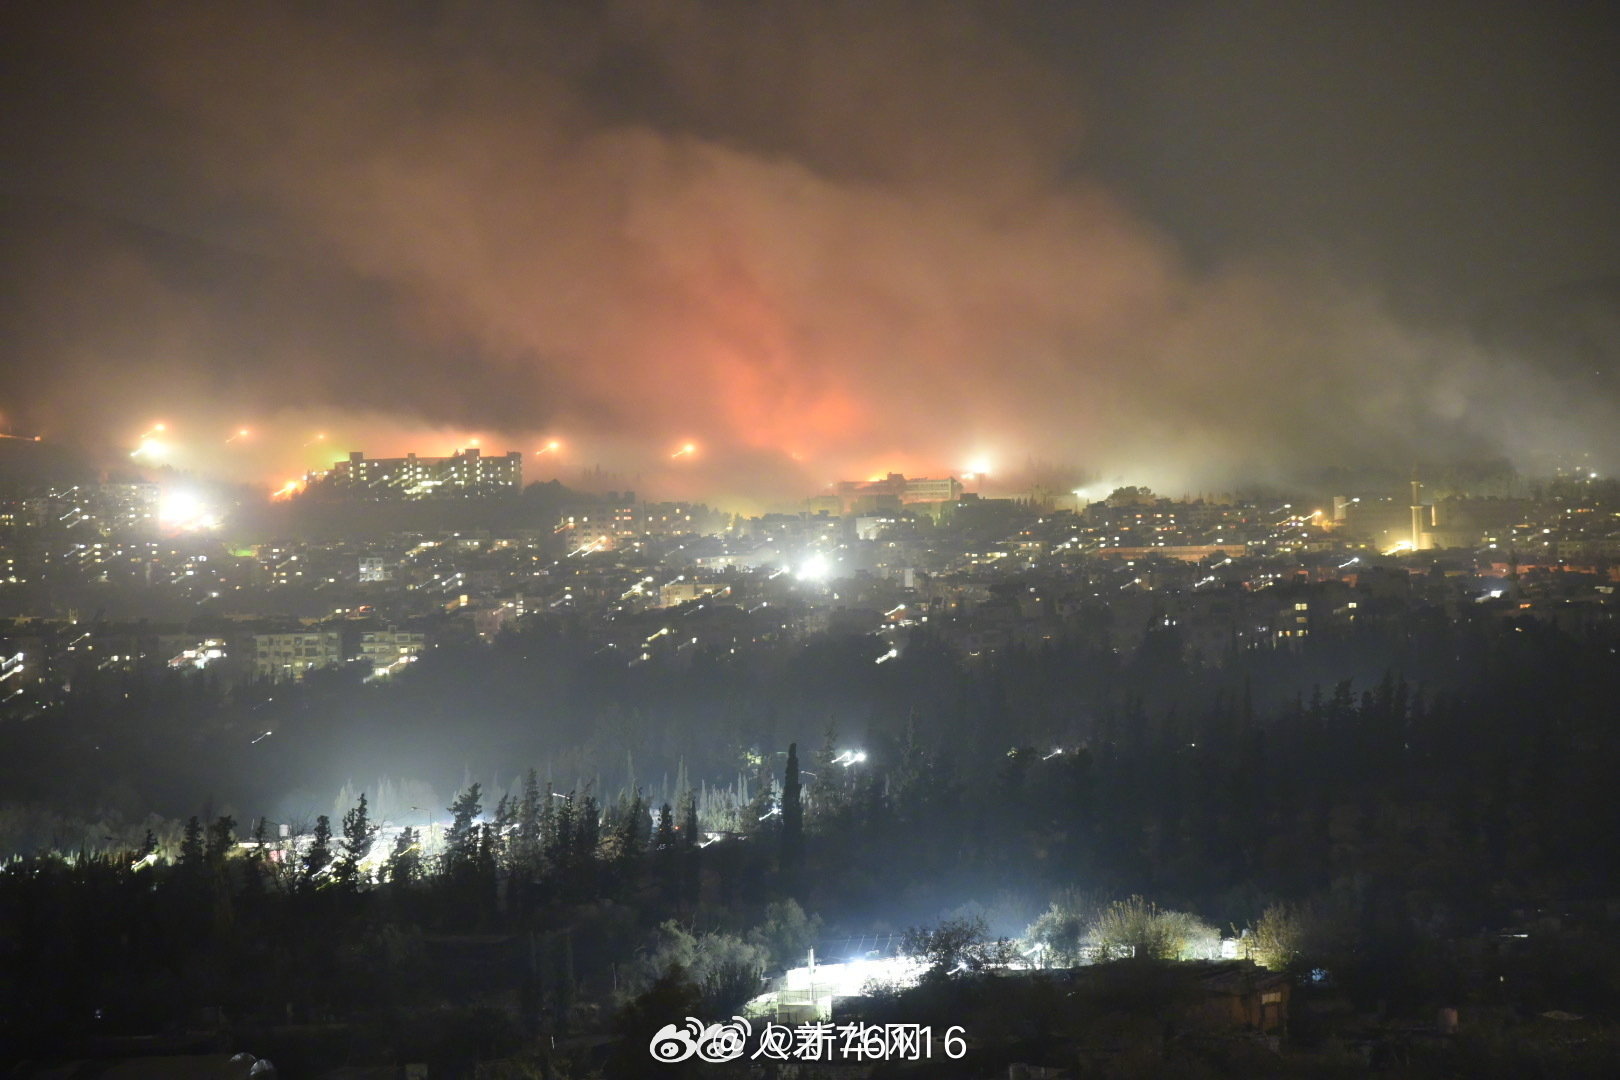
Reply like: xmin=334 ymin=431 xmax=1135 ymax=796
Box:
xmin=334 ymin=792 xmax=377 ymax=890
xmin=678 ymin=787 xmax=699 ymax=849
xmin=205 ymin=815 xmax=236 ymax=867
xmin=492 ymin=793 xmax=516 ymax=866
xmin=654 ymin=803 xmax=676 ymax=852
xmin=548 ymin=791 xmax=575 ymax=881
xmin=575 ymin=794 xmax=600 ymax=862
xmin=516 ymin=768 xmax=543 ymax=872
xmin=445 ymin=783 xmax=484 ymax=872
xmin=178 ymin=815 xmax=204 ymax=874
xmin=650 ymin=801 xmax=676 ymax=905
xmin=573 ymin=794 xmax=601 ymax=899
xmin=385 ymin=826 xmax=421 ymax=884
xmin=243 ymin=817 xmax=268 ymax=895
xmin=303 ymin=815 xmax=333 ymax=884
xmin=781 ymin=742 xmax=803 ymax=874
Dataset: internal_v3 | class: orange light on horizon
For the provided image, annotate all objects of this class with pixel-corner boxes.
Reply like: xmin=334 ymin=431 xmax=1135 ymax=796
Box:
xmin=271 ymin=478 xmax=302 ymax=500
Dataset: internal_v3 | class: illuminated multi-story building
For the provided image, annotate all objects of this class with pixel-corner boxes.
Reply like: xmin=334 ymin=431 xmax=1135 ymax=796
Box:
xmin=253 ymin=630 xmax=343 ymax=681
xmin=358 ymin=626 xmax=425 ymax=676
xmin=833 ymin=473 xmax=963 ymax=514
xmin=358 ymin=556 xmax=394 ymax=583
xmin=314 ymin=449 xmax=522 ymax=499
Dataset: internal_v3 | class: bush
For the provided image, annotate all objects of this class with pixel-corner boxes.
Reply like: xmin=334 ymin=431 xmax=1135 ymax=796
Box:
xmin=747 ymin=898 xmax=821 ymax=971
xmin=1089 ymin=895 xmax=1217 ymax=961
xmin=622 ymin=920 xmax=770 ymax=1014
xmin=1021 ymin=888 xmax=1104 ymax=967
xmin=1248 ymin=901 xmax=1305 ymax=971
xmin=901 ymin=914 xmax=1017 ymax=976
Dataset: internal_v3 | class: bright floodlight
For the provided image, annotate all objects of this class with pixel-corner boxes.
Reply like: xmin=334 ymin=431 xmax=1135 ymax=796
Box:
xmin=797 ymin=552 xmax=831 ymax=581
xmin=159 ymin=489 xmax=221 ymax=532
xmin=130 ymin=437 xmax=169 ymax=461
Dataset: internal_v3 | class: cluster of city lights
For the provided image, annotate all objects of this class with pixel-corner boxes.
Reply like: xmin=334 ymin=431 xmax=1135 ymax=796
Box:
xmin=116 ymin=417 xmax=1021 ymax=506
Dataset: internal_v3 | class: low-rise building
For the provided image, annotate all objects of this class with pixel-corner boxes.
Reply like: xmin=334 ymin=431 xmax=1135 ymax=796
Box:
xmin=358 ymin=626 xmax=426 ymax=676
xmin=254 ymin=630 xmax=343 ymax=681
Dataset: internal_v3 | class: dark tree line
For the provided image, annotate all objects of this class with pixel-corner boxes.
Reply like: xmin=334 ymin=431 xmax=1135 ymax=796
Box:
xmin=5 ymin=603 xmax=1620 ymax=1067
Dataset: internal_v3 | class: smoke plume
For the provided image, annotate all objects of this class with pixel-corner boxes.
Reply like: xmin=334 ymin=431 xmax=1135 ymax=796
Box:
xmin=1 ymin=1 xmax=1614 ymax=500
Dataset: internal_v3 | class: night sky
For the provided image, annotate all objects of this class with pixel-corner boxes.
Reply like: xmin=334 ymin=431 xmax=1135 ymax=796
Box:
xmin=2 ymin=1 xmax=1616 ymax=500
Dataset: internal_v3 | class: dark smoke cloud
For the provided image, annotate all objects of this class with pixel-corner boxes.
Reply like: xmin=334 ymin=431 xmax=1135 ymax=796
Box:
xmin=1 ymin=1 xmax=1615 ymax=501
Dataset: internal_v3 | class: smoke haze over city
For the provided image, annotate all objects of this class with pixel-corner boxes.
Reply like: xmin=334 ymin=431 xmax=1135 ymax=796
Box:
xmin=3 ymin=0 xmax=1618 ymax=503
xmin=10 ymin=8 xmax=1620 ymax=1074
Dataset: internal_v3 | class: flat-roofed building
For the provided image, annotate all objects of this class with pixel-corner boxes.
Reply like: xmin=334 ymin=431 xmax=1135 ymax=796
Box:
xmin=834 ymin=473 xmax=963 ymax=514
xmin=316 ymin=448 xmax=522 ymax=499
xmin=254 ymin=630 xmax=343 ymax=681
xmin=358 ymin=626 xmax=426 ymax=676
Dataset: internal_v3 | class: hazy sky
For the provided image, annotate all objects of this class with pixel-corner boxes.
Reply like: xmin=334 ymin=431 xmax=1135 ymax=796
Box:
xmin=2 ymin=0 xmax=1616 ymax=500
